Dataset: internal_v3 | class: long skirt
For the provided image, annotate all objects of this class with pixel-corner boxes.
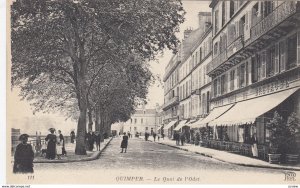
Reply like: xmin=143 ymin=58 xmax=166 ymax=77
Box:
xmin=251 ymin=143 xmax=258 ymax=157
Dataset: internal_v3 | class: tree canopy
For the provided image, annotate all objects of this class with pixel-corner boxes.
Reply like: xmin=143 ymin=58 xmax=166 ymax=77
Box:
xmin=11 ymin=0 xmax=185 ymax=154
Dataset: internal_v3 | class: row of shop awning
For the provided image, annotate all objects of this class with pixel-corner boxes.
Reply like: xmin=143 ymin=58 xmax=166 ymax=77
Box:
xmin=209 ymin=87 xmax=299 ymax=126
xmin=160 ymin=87 xmax=299 ymax=129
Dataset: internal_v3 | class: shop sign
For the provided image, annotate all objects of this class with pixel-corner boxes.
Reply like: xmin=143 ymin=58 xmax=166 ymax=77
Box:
xmin=255 ymin=79 xmax=289 ymax=96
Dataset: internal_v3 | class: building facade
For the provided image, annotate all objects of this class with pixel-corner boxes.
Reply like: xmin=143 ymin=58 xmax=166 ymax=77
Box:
xmin=162 ymin=12 xmax=213 ymax=138
xmin=123 ymin=107 xmax=158 ymax=136
xmin=205 ymin=0 xmax=300 ymax=158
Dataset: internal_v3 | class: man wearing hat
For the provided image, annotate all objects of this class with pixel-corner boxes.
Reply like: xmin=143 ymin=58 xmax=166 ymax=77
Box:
xmin=45 ymin=128 xmax=57 ymax=159
xmin=13 ymin=134 xmax=34 ymax=173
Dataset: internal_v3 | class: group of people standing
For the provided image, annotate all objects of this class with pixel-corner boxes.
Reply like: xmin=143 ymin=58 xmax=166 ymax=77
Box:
xmin=85 ymin=129 xmax=101 ymax=151
xmin=174 ymin=131 xmax=186 ymax=146
xmin=45 ymin=128 xmax=66 ymax=160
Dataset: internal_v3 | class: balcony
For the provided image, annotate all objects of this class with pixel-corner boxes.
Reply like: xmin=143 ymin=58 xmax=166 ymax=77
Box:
xmin=162 ymin=96 xmax=179 ymax=111
xmin=207 ymin=50 xmax=228 ymax=74
xmin=247 ymin=1 xmax=298 ymax=46
xmin=227 ymin=35 xmax=244 ymax=59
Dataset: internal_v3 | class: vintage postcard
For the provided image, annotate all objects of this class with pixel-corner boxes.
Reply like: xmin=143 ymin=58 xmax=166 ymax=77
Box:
xmin=5 ymin=0 xmax=300 ymax=185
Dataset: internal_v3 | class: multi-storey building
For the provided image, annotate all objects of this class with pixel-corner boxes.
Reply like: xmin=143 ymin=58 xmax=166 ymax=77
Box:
xmin=205 ymin=0 xmax=300 ymax=158
xmin=162 ymin=12 xmax=213 ymax=138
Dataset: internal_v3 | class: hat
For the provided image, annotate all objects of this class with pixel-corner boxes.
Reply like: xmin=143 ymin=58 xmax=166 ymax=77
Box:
xmin=49 ymin=128 xmax=56 ymax=133
xmin=19 ymin=134 xmax=29 ymax=141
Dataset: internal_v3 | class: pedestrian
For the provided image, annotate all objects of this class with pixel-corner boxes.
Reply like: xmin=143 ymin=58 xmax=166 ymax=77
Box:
xmin=180 ymin=132 xmax=185 ymax=146
xmin=174 ymin=132 xmax=179 ymax=145
xmin=56 ymin=138 xmax=63 ymax=159
xmin=85 ymin=129 xmax=95 ymax=151
xmin=45 ymin=128 xmax=57 ymax=160
xmin=250 ymin=133 xmax=258 ymax=158
xmin=13 ymin=134 xmax=34 ymax=174
xmin=153 ymin=132 xmax=157 ymax=142
xmin=70 ymin=130 xmax=75 ymax=144
xmin=127 ymin=132 xmax=131 ymax=139
xmin=58 ymin=130 xmax=66 ymax=156
xmin=162 ymin=133 xmax=165 ymax=140
xmin=120 ymin=132 xmax=128 ymax=153
xmin=94 ymin=131 xmax=101 ymax=151
xmin=157 ymin=134 xmax=160 ymax=142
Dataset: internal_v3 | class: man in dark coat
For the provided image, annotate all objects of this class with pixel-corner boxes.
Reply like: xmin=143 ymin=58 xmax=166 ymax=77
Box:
xmin=13 ymin=134 xmax=34 ymax=173
xmin=58 ymin=130 xmax=67 ymax=155
xmin=45 ymin=128 xmax=57 ymax=159
xmin=180 ymin=132 xmax=186 ymax=146
xmin=70 ymin=130 xmax=75 ymax=143
xmin=153 ymin=132 xmax=157 ymax=142
xmin=85 ymin=129 xmax=95 ymax=151
xmin=120 ymin=132 xmax=128 ymax=153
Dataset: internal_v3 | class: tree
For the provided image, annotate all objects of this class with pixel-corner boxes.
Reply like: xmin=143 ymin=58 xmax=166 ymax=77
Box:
xmin=11 ymin=0 xmax=185 ymax=155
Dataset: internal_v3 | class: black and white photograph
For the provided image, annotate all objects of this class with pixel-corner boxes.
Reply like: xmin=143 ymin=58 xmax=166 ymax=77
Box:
xmin=3 ymin=0 xmax=300 ymax=186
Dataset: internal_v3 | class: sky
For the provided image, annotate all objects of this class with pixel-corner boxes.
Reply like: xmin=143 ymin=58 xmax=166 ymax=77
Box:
xmin=146 ymin=1 xmax=211 ymax=108
xmin=6 ymin=1 xmax=211 ymax=135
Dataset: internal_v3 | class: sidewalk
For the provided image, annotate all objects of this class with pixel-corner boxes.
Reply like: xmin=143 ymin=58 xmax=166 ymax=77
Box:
xmin=140 ymin=136 xmax=300 ymax=171
xmin=32 ymin=137 xmax=113 ymax=163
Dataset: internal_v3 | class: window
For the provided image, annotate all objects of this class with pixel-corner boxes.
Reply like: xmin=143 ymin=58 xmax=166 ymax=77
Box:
xmin=202 ymin=93 xmax=206 ymax=114
xmin=279 ymin=40 xmax=286 ymax=72
xmin=252 ymin=3 xmax=259 ymax=27
xmin=263 ymin=1 xmax=274 ymax=18
xmin=199 ymin=47 xmax=202 ymax=61
xmin=134 ymin=118 xmax=137 ymax=124
xmin=196 ymin=52 xmax=198 ymax=64
xmin=239 ymin=15 xmax=245 ymax=37
xmin=214 ymin=42 xmax=219 ymax=56
xmin=134 ymin=127 xmax=137 ymax=131
xmin=287 ymin=33 xmax=297 ymax=69
xmin=130 ymin=118 xmax=132 ymax=123
xmin=217 ymin=77 xmax=221 ymax=96
xmin=145 ymin=127 xmax=148 ymax=131
xmin=206 ymin=91 xmax=210 ymax=113
xmin=222 ymin=2 xmax=225 ymax=26
xmin=251 ymin=56 xmax=258 ymax=83
xmin=239 ymin=63 xmax=246 ymax=88
xmin=215 ymin=10 xmax=219 ymax=34
xmin=230 ymin=69 xmax=235 ymax=91
xmin=274 ymin=43 xmax=279 ymax=74
xmin=230 ymin=1 xmax=235 ymax=18
xmin=221 ymin=74 xmax=227 ymax=94
xmin=261 ymin=51 xmax=267 ymax=79
xmin=267 ymin=46 xmax=275 ymax=77
xmin=141 ymin=118 xmax=143 ymax=124
xmin=213 ymin=79 xmax=218 ymax=97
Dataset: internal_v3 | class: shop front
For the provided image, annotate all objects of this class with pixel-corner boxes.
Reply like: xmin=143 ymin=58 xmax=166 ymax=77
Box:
xmin=208 ymin=81 xmax=300 ymax=161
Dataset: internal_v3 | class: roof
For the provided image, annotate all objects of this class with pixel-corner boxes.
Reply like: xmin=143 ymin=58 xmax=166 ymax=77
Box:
xmin=134 ymin=109 xmax=157 ymax=115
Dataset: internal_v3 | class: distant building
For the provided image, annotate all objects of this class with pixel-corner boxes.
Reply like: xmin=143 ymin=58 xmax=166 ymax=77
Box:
xmin=123 ymin=105 xmax=158 ymax=136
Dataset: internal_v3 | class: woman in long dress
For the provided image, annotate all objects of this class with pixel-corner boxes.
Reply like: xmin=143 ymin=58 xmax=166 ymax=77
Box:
xmin=120 ymin=133 xmax=128 ymax=153
xmin=13 ymin=134 xmax=34 ymax=173
xmin=45 ymin=128 xmax=57 ymax=159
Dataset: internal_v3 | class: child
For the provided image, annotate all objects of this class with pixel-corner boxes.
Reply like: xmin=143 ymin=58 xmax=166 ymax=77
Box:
xmin=56 ymin=140 xmax=63 ymax=159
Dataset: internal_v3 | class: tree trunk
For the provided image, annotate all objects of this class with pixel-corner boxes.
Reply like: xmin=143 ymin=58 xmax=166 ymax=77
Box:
xmin=95 ymin=107 xmax=100 ymax=132
xmin=75 ymin=105 xmax=87 ymax=155
xmin=99 ymin=108 xmax=105 ymax=142
xmin=88 ymin=110 xmax=93 ymax=131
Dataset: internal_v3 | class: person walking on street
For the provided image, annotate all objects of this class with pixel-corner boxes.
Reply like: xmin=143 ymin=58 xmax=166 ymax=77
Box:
xmin=120 ymin=132 xmax=129 ymax=153
xmin=85 ymin=129 xmax=95 ymax=151
xmin=13 ymin=134 xmax=34 ymax=173
xmin=157 ymin=134 xmax=160 ymax=142
xmin=162 ymin=133 xmax=165 ymax=140
xmin=174 ymin=132 xmax=180 ymax=145
xmin=153 ymin=132 xmax=157 ymax=142
xmin=58 ymin=130 xmax=66 ymax=156
xmin=45 ymin=128 xmax=57 ymax=160
xmin=94 ymin=131 xmax=101 ymax=151
xmin=180 ymin=132 xmax=185 ymax=146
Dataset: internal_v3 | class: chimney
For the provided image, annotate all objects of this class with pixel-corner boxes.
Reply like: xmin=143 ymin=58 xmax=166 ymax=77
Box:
xmin=198 ymin=12 xmax=212 ymax=31
xmin=184 ymin=27 xmax=193 ymax=39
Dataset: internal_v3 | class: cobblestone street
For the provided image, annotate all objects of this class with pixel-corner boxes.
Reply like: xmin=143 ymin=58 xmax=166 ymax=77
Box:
xmin=27 ymin=137 xmax=297 ymax=184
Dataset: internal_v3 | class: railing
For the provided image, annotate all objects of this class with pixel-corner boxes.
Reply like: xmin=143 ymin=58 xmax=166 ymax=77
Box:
xmin=249 ymin=1 xmax=297 ymax=45
xmin=162 ymin=96 xmax=179 ymax=110
xmin=227 ymin=35 xmax=244 ymax=59
xmin=207 ymin=50 xmax=228 ymax=74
